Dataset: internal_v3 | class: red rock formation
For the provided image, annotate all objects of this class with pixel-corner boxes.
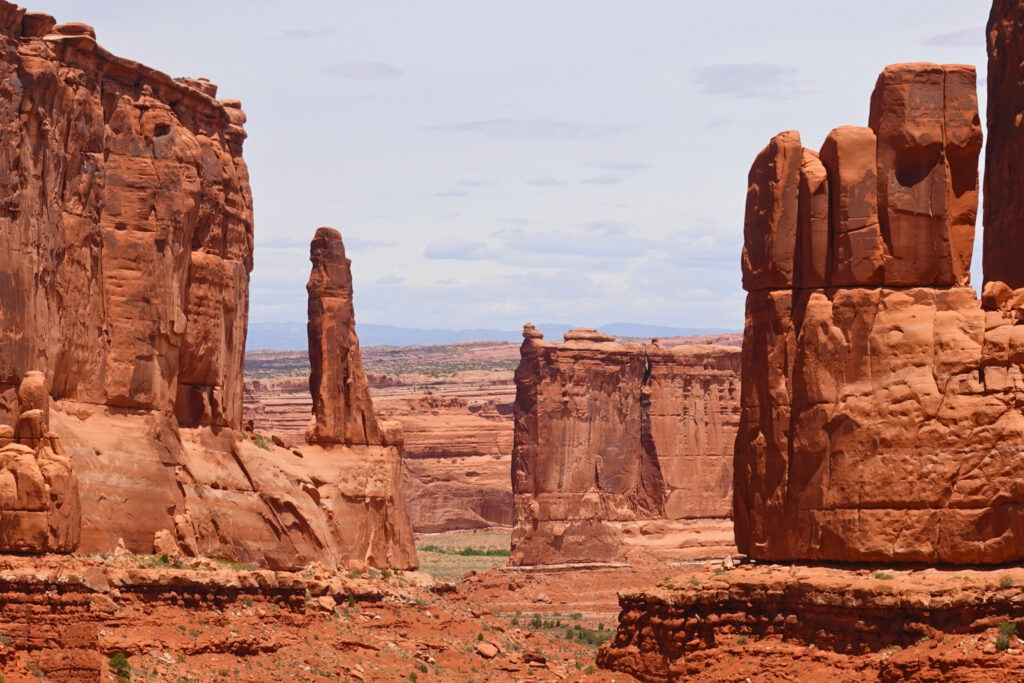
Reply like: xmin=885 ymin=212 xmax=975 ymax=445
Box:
xmin=986 ymin=2 xmax=1024 ymax=288
xmin=0 ymin=372 xmax=80 ymax=553
xmin=0 ymin=3 xmax=416 ymax=570
xmin=512 ymin=326 xmax=740 ymax=565
xmin=733 ymin=63 xmax=1023 ymax=564
xmin=599 ymin=564 xmax=1024 ymax=682
xmin=0 ymin=1 xmax=252 ymax=429
xmin=306 ymin=227 xmax=381 ymax=446
xmin=242 ymin=344 xmax=518 ymax=534
xmin=301 ymin=227 xmax=417 ymax=567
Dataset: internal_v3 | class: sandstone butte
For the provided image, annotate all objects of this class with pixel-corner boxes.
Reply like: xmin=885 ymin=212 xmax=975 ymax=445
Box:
xmin=511 ymin=324 xmax=740 ymax=565
xmin=0 ymin=1 xmax=416 ymax=571
xmin=731 ymin=52 xmax=1024 ymax=564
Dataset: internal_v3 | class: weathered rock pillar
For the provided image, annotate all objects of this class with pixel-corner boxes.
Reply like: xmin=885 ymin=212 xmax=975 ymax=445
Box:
xmin=305 ymin=227 xmax=382 ymax=446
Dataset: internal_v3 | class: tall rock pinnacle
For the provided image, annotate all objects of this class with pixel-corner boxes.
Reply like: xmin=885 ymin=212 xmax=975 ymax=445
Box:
xmin=306 ymin=227 xmax=382 ymax=446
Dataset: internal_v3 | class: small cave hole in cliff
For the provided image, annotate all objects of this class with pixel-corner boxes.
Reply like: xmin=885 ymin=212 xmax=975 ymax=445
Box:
xmin=153 ymin=123 xmax=172 ymax=137
xmin=894 ymin=143 xmax=942 ymax=187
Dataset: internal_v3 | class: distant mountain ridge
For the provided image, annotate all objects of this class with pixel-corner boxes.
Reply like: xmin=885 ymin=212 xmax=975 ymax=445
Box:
xmin=246 ymin=322 xmax=737 ymax=350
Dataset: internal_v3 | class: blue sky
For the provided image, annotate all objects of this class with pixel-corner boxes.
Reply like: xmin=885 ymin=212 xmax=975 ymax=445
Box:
xmin=29 ymin=1 xmax=990 ymax=330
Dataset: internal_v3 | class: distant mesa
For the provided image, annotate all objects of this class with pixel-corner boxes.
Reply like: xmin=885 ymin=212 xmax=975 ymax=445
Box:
xmin=511 ymin=326 xmax=741 ymax=565
xmin=247 ymin=321 xmax=738 ymax=350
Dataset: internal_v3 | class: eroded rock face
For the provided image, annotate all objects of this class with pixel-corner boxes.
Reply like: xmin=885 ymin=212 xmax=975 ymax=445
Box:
xmin=512 ymin=327 xmax=740 ymax=565
xmin=0 ymin=5 xmax=415 ymax=569
xmin=306 ymin=227 xmax=382 ymax=446
xmin=599 ymin=564 xmax=1024 ymax=682
xmin=731 ymin=63 xmax=1024 ymax=564
xmin=301 ymin=228 xmax=417 ymax=567
xmin=0 ymin=2 xmax=252 ymax=429
xmin=986 ymin=3 xmax=1024 ymax=288
xmin=0 ymin=373 xmax=80 ymax=553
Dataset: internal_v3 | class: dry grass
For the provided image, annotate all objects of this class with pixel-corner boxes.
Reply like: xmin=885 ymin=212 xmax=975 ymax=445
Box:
xmin=415 ymin=528 xmax=510 ymax=582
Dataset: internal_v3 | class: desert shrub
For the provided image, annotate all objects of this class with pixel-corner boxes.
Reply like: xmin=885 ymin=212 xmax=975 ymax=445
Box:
xmin=996 ymin=621 xmax=1018 ymax=651
xmin=419 ymin=544 xmax=510 ymax=557
xmin=109 ymin=653 xmax=130 ymax=682
xmin=875 ymin=572 xmax=894 ymax=580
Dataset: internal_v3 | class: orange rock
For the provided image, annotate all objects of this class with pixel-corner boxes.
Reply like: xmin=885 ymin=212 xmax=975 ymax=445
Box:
xmin=820 ymin=126 xmax=886 ymax=286
xmin=733 ymin=62 xmax=1024 ymax=564
xmin=742 ymin=131 xmax=801 ymax=291
xmin=796 ymin=149 xmax=829 ymax=287
xmin=476 ymin=641 xmax=499 ymax=659
xmin=0 ymin=5 xmax=415 ymax=570
xmin=512 ymin=326 xmax=740 ymax=565
xmin=305 ymin=228 xmax=382 ymax=446
xmin=153 ymin=529 xmax=181 ymax=557
xmin=0 ymin=1 xmax=253 ymax=427
xmin=985 ymin=1 xmax=1024 ymax=288
xmin=869 ymin=63 xmax=981 ymax=286
xmin=0 ymin=372 xmax=81 ymax=553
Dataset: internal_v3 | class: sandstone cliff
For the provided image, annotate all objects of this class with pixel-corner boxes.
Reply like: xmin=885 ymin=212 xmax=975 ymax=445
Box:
xmin=730 ymin=62 xmax=1024 ymax=564
xmin=0 ymin=3 xmax=415 ymax=570
xmin=0 ymin=4 xmax=251 ymax=430
xmin=511 ymin=326 xmax=740 ymax=565
xmin=986 ymin=2 xmax=1024 ymax=288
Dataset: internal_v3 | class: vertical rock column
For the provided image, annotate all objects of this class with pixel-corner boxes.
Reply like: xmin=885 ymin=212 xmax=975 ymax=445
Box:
xmin=735 ymin=63 xmax=995 ymax=564
xmin=305 ymin=227 xmax=383 ymax=446
xmin=985 ymin=2 xmax=1024 ymax=288
xmin=870 ymin=63 xmax=980 ymax=286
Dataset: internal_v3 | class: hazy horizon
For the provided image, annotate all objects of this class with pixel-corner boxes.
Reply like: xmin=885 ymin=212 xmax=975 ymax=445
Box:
xmin=28 ymin=1 xmax=991 ymax=331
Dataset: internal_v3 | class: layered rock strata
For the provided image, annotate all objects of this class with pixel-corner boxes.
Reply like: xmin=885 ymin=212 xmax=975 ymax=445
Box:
xmin=0 ymin=3 xmax=415 ymax=569
xmin=512 ymin=325 xmax=740 ymax=565
xmin=731 ymin=62 xmax=1024 ymax=564
xmin=599 ymin=565 xmax=1024 ymax=682
xmin=242 ymin=347 xmax=518 ymax=533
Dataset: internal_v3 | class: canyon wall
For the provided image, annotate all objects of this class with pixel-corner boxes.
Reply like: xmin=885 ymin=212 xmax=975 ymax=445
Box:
xmin=0 ymin=5 xmax=251 ymax=430
xmin=511 ymin=326 xmax=740 ymax=565
xmin=986 ymin=1 xmax=1024 ymax=288
xmin=731 ymin=61 xmax=1024 ymax=564
xmin=0 ymin=2 xmax=415 ymax=570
